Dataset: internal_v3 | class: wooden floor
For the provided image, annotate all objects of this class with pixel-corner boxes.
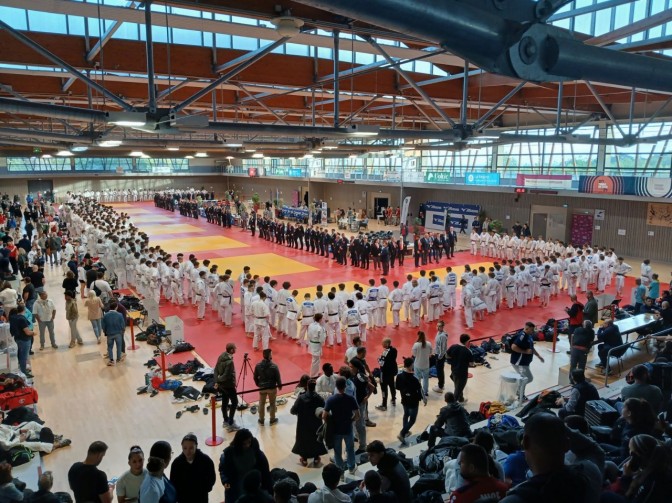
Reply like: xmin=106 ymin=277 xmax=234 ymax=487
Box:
xmin=26 ymin=204 xmax=668 ymax=497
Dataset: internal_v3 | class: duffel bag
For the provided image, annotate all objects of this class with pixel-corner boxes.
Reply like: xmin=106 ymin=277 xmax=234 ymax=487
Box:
xmin=0 ymin=387 xmax=38 ymax=410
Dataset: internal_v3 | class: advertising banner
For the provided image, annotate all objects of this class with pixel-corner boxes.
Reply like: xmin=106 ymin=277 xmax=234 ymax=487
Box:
xmin=464 ymin=172 xmax=500 ymax=186
xmin=424 ymin=171 xmax=452 ymax=183
xmin=400 ymin=196 xmax=412 ymax=229
xmin=579 ymin=176 xmax=672 ymax=198
xmin=282 ymin=206 xmax=309 ymax=220
xmin=425 ymin=201 xmax=480 ymax=230
xmin=516 ymin=174 xmax=572 ymax=189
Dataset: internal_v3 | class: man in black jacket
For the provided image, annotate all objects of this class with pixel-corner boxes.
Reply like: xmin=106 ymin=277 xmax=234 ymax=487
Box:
xmin=375 ymin=338 xmax=397 ymax=411
xmin=395 ymin=357 xmax=425 ymax=445
xmin=446 ymin=333 xmax=474 ymax=402
xmin=253 ymin=349 xmax=283 ymax=425
xmin=365 ymin=440 xmax=412 ymax=503
xmin=214 ymin=343 xmax=239 ymax=431
xmin=427 ymin=392 xmax=471 ymax=447
xmin=556 ymin=370 xmax=599 ymax=418
xmin=569 ymin=320 xmax=595 ymax=382
xmin=595 ymin=319 xmax=623 ymax=372
xmin=170 ymin=433 xmax=216 ymax=503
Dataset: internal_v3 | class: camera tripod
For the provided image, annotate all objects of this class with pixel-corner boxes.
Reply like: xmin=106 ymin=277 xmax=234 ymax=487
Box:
xmin=236 ymin=352 xmax=255 ymax=412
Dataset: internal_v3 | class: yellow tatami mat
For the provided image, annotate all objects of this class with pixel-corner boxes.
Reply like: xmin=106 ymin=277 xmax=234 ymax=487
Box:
xmin=140 ymin=224 xmax=205 ymax=236
xmin=152 ymin=235 xmax=249 ymax=254
xmin=210 ymin=253 xmax=317 ymax=278
xmin=131 ymin=215 xmax=176 ymax=224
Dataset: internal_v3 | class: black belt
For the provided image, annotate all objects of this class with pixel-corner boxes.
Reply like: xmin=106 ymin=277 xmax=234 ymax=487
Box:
xmin=506 ymin=286 xmax=514 ymax=289
xmin=617 ymin=273 xmax=624 ymax=276
xmin=328 ymin=313 xmax=338 ymax=316
xmin=348 ymin=324 xmax=359 ymax=327
xmin=541 ymin=283 xmax=550 ymax=287
xmin=256 ymin=316 xmax=267 ymax=319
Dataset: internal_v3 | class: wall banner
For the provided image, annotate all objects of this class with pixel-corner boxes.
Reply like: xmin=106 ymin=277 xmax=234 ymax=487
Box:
xmin=579 ymin=176 xmax=672 ymax=198
xmin=425 ymin=201 xmax=480 ymax=230
xmin=647 ymin=202 xmax=672 ymax=227
xmin=516 ymin=174 xmax=572 ymax=189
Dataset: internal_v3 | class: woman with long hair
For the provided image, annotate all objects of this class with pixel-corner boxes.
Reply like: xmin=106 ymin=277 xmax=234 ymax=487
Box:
xmin=218 ymin=429 xmax=271 ymax=503
xmin=290 ymin=379 xmax=328 ymax=467
xmin=84 ymin=291 xmax=104 ymax=343
xmin=412 ymin=331 xmax=433 ymax=396
xmin=606 ymin=398 xmax=659 ymax=463
xmin=607 ymin=434 xmax=672 ymax=502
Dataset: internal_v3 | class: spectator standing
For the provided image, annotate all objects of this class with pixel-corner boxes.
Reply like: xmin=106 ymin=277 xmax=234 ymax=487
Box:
xmin=395 ymin=357 xmax=426 ymax=445
xmin=65 ymin=290 xmax=83 ymax=348
xmin=214 ymin=343 xmax=239 ymax=431
xmin=510 ymin=322 xmax=545 ymax=401
xmin=376 ymin=338 xmax=398 ymax=411
xmin=583 ymin=290 xmax=598 ymax=325
xmin=32 ymin=291 xmax=57 ymax=350
xmin=68 ymin=441 xmax=112 ymax=503
xmin=101 ymin=300 xmax=125 ymax=366
xmin=253 ymin=349 xmax=283 ymax=426
xmin=322 ymin=377 xmax=360 ymax=475
xmin=218 ymin=429 xmax=271 ymax=503
xmin=169 ymin=434 xmax=216 ymax=503
xmin=8 ymin=305 xmax=34 ymax=378
xmin=290 ymin=379 xmax=328 ymax=466
xmin=412 ymin=331 xmax=433 ymax=396
xmin=115 ymin=446 xmax=147 ymax=503
xmin=446 ymin=334 xmax=474 ymax=402
xmin=568 ymin=320 xmax=595 ymax=381
xmin=84 ymin=291 xmax=104 ymax=343
xmin=432 ymin=321 xmax=448 ymax=393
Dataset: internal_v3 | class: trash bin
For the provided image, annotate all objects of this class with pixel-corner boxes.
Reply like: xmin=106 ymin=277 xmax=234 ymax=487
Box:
xmin=499 ymin=372 xmax=523 ymax=405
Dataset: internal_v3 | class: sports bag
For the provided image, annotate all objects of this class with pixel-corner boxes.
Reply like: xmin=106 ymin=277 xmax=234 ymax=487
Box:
xmin=9 ymin=445 xmax=34 ymax=466
xmin=0 ymin=387 xmax=38 ymax=410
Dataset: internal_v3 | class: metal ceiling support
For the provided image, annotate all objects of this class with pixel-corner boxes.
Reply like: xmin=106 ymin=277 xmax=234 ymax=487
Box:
xmin=548 ymin=0 xmax=632 ymax=22
xmin=206 ymin=121 xmax=462 ymax=140
xmin=0 ymin=127 xmax=94 ymax=143
xmin=340 ymin=95 xmax=382 ymax=126
xmin=587 ymin=8 xmax=672 ymax=47
xmin=295 ymin=0 xmax=514 ymax=75
xmin=636 ymin=95 xmax=672 ymax=136
xmin=145 ymin=0 xmax=157 ymax=114
xmin=472 ymin=81 xmax=526 ymax=131
xmin=0 ymin=20 xmax=134 ymax=111
xmin=236 ymin=85 xmax=289 ymax=125
xmin=213 ymin=37 xmax=289 ymax=74
xmin=400 ymin=69 xmax=483 ymax=91
xmin=318 ymin=60 xmax=387 ymax=83
xmin=333 ymin=30 xmax=340 ymax=128
xmin=480 ymin=105 xmax=510 ymax=130
xmin=156 ymin=79 xmax=196 ymax=102
xmin=0 ymin=84 xmax=80 ymax=134
xmin=460 ymin=60 xmax=469 ymax=127
xmin=408 ymin=100 xmax=443 ymax=130
xmin=174 ymin=37 xmax=290 ymax=113
xmin=298 ymin=0 xmax=672 ymax=93
xmin=584 ymin=81 xmax=627 ymax=138
xmin=0 ymin=97 xmax=107 ymax=123
xmin=555 ymin=82 xmax=563 ymax=134
xmin=88 ymin=2 xmax=139 ymax=63
xmin=365 ymin=36 xmax=456 ymax=127
xmin=629 ymin=87 xmax=637 ymax=136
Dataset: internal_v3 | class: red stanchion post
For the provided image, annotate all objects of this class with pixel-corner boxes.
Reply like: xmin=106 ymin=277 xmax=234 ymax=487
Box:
xmin=161 ymin=351 xmax=167 ymax=383
xmin=205 ymin=395 xmax=224 ymax=446
xmin=547 ymin=320 xmax=561 ymax=353
xmin=128 ymin=318 xmax=138 ymax=351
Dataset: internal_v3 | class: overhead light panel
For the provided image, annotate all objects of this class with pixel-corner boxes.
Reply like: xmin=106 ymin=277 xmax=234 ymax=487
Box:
xmin=185 ymin=155 xmax=194 ymax=159
xmin=129 ymin=151 xmax=144 ymax=157
xmin=302 ymin=154 xmax=313 ymax=159
xmin=225 ymin=156 xmax=235 ymax=160
xmin=41 ymin=154 xmax=52 ymax=159
xmin=194 ymin=152 xmax=208 ymax=158
xmin=166 ymin=147 xmax=180 ymax=151
xmin=71 ymin=146 xmax=89 ymax=152
xmin=106 ymin=111 xmax=147 ymax=127
xmin=226 ymin=143 xmax=243 ymax=148
xmin=98 ymin=140 xmax=123 ymax=147
xmin=56 ymin=150 xmax=73 ymax=156
xmin=244 ymin=148 xmax=256 ymax=153
xmin=252 ymin=153 xmax=265 ymax=158
xmin=140 ymin=154 xmax=151 ymax=159
xmin=348 ymin=154 xmax=358 ymax=159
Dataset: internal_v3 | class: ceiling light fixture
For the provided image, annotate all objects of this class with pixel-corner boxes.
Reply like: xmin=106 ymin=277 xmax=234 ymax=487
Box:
xmin=348 ymin=154 xmax=358 ymax=159
xmin=41 ymin=154 xmax=52 ymax=159
xmin=129 ymin=151 xmax=144 ymax=157
xmin=185 ymin=155 xmax=194 ymax=159
xmin=252 ymin=153 xmax=265 ymax=158
xmin=56 ymin=150 xmax=73 ymax=156
xmin=194 ymin=152 xmax=208 ymax=158
xmin=166 ymin=147 xmax=180 ymax=151
xmin=97 ymin=140 xmax=123 ymax=147
xmin=226 ymin=143 xmax=243 ymax=148
xmin=271 ymin=16 xmax=305 ymax=38
xmin=225 ymin=156 xmax=235 ymax=160
xmin=303 ymin=154 xmax=313 ymax=159
xmin=71 ymin=146 xmax=89 ymax=152
xmin=106 ymin=111 xmax=147 ymax=127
